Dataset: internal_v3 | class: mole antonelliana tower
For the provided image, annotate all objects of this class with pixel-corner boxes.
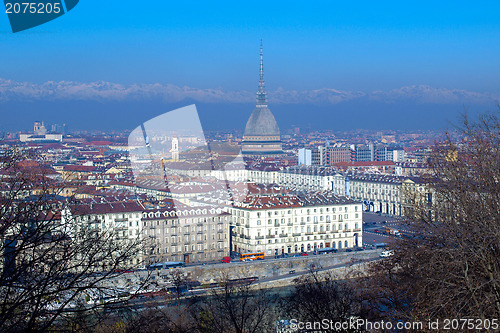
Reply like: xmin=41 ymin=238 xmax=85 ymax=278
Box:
xmin=241 ymin=42 xmax=284 ymax=157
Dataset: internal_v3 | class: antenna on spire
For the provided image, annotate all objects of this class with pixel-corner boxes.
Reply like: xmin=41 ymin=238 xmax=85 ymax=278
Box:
xmin=256 ymin=40 xmax=268 ymax=107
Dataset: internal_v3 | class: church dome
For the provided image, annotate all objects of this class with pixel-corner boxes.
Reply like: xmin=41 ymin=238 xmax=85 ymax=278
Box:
xmin=244 ymin=107 xmax=280 ymax=137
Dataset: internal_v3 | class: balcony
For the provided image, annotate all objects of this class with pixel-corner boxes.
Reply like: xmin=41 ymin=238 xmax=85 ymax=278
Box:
xmin=318 ymin=231 xmax=326 ymax=234
xmin=266 ymin=235 xmax=275 ymax=239
xmin=287 ymin=223 xmax=293 ymax=226
xmin=300 ymin=222 xmax=306 ymax=225
xmin=305 ymin=232 xmax=313 ymax=235
xmin=255 ymin=236 xmax=264 ymax=240
xmin=279 ymin=234 xmax=288 ymax=238
xmin=292 ymin=233 xmax=301 ymax=237
xmin=353 ymin=228 xmax=362 ymax=232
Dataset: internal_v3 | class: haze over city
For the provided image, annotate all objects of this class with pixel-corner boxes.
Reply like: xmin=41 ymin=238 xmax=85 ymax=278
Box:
xmin=1 ymin=1 xmax=500 ymax=132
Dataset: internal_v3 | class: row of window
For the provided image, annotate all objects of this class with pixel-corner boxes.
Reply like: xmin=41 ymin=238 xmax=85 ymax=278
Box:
xmin=230 ymin=206 xmax=360 ymax=219
xmin=251 ymin=222 xmax=359 ymax=235
xmin=160 ymin=233 xmax=226 ymax=243
xmin=253 ymin=213 xmax=359 ymax=225
xmin=243 ymin=240 xmax=353 ymax=255
xmin=153 ymin=243 xmax=226 ymax=255
xmin=151 ymin=252 xmax=224 ymax=263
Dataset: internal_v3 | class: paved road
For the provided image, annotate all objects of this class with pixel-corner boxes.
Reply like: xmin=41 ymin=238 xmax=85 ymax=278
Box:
xmin=124 ymin=253 xmax=382 ymax=309
xmin=255 ymin=253 xmax=381 ymax=284
xmin=362 ymin=212 xmax=413 ymax=247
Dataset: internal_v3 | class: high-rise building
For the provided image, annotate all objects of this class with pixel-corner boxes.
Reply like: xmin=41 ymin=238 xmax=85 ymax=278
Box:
xmin=298 ymin=148 xmax=312 ymax=166
xmin=242 ymin=43 xmax=283 ymax=157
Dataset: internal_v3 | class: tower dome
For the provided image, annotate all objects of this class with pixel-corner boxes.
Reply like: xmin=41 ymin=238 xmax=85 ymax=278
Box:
xmin=241 ymin=42 xmax=284 ymax=157
xmin=243 ymin=107 xmax=280 ymax=137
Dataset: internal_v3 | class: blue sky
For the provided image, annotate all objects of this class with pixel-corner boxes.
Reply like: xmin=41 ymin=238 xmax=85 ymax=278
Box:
xmin=1 ymin=1 xmax=500 ymax=92
xmin=1 ymin=1 xmax=500 ymax=132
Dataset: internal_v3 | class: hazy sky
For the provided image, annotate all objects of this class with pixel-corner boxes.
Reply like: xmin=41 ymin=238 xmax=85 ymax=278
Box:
xmin=1 ymin=1 xmax=500 ymax=92
xmin=1 ymin=1 xmax=499 ymax=132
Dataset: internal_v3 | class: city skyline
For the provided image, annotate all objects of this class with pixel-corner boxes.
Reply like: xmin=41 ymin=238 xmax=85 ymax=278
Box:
xmin=1 ymin=1 xmax=499 ymax=131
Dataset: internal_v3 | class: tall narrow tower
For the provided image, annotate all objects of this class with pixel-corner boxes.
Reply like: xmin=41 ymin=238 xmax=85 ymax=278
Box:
xmin=170 ymin=135 xmax=179 ymax=162
xmin=242 ymin=42 xmax=283 ymax=157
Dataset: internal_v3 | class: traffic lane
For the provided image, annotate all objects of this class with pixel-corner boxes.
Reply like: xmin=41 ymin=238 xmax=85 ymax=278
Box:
xmin=255 ymin=255 xmax=381 ymax=284
xmin=362 ymin=230 xmax=395 ymax=247
xmin=363 ymin=212 xmax=404 ymax=224
xmin=363 ymin=222 xmax=416 ymax=238
xmin=363 ymin=212 xmax=414 ymax=233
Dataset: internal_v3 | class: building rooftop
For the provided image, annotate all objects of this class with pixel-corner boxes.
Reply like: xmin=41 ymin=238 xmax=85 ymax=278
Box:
xmin=243 ymin=107 xmax=280 ymax=137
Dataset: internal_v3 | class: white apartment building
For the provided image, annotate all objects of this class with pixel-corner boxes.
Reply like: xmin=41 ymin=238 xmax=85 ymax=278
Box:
xmin=229 ymin=192 xmax=362 ymax=256
xmin=67 ymin=201 xmax=146 ymax=266
xmin=276 ymin=167 xmax=345 ymax=194
xmin=348 ymin=174 xmax=404 ymax=215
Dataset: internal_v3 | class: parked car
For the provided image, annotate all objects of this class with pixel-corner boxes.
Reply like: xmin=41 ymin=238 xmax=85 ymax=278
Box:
xmin=380 ymin=250 xmax=394 ymax=258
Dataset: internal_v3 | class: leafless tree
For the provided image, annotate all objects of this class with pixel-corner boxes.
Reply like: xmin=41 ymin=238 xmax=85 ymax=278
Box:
xmin=167 ymin=268 xmax=189 ymax=299
xmin=367 ymin=111 xmax=500 ymax=326
xmin=283 ymin=269 xmax=364 ymax=333
xmin=190 ymin=273 xmax=278 ymax=333
xmin=0 ymin=149 xmax=151 ymax=331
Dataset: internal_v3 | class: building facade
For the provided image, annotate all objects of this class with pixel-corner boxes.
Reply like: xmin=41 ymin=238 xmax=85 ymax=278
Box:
xmin=142 ymin=207 xmax=230 ymax=264
xmin=230 ymin=192 xmax=362 ymax=256
xmin=68 ymin=201 xmax=230 ymax=265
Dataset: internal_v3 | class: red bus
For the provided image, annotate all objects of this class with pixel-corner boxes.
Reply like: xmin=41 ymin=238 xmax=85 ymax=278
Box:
xmin=239 ymin=252 xmax=265 ymax=261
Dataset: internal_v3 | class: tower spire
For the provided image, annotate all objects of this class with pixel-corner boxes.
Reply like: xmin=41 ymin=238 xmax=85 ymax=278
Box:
xmin=256 ymin=40 xmax=268 ymax=107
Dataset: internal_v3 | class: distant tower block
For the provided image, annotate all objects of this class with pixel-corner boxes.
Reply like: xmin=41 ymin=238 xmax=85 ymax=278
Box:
xmin=242 ymin=42 xmax=284 ymax=157
xmin=170 ymin=135 xmax=179 ymax=161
